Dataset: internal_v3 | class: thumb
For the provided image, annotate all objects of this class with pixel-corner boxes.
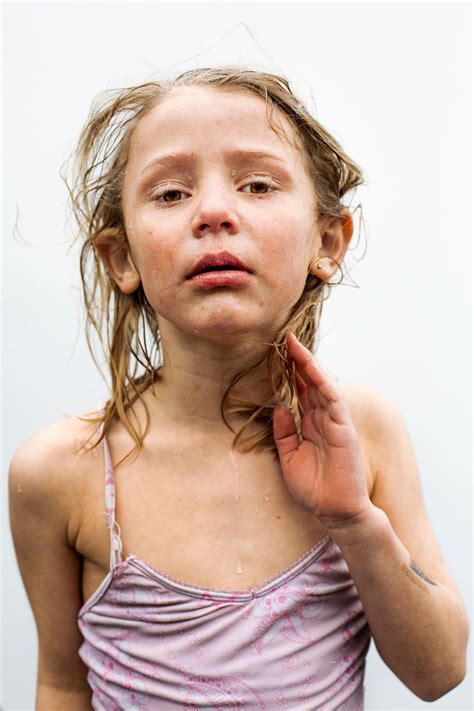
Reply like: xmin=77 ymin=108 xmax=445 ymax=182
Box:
xmin=273 ymin=406 xmax=299 ymax=463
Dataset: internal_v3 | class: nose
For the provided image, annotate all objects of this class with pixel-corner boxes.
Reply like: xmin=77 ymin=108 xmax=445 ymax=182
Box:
xmin=191 ymin=180 xmax=240 ymax=238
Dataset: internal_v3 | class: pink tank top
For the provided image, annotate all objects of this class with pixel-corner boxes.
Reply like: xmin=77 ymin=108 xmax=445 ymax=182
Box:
xmin=77 ymin=425 xmax=371 ymax=710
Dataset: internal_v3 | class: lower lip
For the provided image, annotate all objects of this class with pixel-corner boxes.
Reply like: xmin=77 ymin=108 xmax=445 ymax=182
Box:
xmin=188 ymin=270 xmax=252 ymax=287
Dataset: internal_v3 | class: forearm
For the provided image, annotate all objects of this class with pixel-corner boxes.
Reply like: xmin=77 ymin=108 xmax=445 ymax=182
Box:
xmin=329 ymin=505 xmax=468 ymax=701
xmin=36 ymin=682 xmax=92 ymax=710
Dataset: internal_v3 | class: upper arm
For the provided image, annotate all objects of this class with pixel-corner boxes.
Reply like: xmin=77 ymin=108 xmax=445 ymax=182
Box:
xmin=8 ymin=422 xmax=91 ymax=693
xmin=346 ymin=385 xmax=464 ymax=600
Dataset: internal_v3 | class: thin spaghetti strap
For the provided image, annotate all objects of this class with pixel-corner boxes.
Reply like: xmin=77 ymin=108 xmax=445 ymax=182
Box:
xmin=99 ymin=416 xmax=124 ymax=570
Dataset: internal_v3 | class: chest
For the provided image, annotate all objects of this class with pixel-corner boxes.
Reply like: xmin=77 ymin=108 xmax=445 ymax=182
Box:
xmin=75 ymin=427 xmax=374 ymax=604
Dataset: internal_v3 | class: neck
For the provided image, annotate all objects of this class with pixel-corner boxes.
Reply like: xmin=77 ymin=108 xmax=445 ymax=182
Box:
xmin=142 ymin=322 xmax=279 ymax=432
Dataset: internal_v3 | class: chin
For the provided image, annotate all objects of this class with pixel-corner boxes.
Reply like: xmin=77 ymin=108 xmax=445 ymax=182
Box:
xmin=185 ymin=316 xmax=264 ymax=341
xmin=181 ymin=304 xmax=263 ymax=337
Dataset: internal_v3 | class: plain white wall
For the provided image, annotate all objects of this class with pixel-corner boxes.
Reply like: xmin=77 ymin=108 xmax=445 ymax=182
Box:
xmin=2 ymin=2 xmax=471 ymax=709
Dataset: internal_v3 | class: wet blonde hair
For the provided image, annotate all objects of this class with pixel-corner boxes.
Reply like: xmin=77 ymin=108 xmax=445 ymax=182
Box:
xmin=64 ymin=66 xmax=365 ymax=468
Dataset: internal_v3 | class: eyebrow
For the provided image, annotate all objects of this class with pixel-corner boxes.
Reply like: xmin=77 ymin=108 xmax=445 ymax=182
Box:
xmin=139 ymin=148 xmax=290 ymax=178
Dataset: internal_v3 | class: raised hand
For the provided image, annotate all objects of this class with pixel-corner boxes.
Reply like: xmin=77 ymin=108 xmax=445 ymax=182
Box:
xmin=273 ymin=332 xmax=372 ymax=532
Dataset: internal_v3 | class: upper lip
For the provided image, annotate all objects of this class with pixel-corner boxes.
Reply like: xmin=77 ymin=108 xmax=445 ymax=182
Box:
xmin=186 ymin=251 xmax=253 ymax=278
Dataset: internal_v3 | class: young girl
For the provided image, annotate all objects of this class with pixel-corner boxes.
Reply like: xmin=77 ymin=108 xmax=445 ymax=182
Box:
xmin=9 ymin=66 xmax=468 ymax=710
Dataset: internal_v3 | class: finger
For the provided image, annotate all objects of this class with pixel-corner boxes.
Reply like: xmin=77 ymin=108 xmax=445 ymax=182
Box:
xmin=272 ymin=405 xmax=299 ymax=463
xmin=290 ymin=349 xmax=324 ymax=409
xmin=287 ymin=353 xmax=310 ymax=411
xmin=295 ymin=360 xmax=328 ymax=411
xmin=286 ymin=332 xmax=339 ymax=403
xmin=288 ymin=336 xmax=342 ymax=414
xmin=287 ymin=335 xmax=353 ymax=426
xmin=294 ymin=370 xmax=312 ymax=414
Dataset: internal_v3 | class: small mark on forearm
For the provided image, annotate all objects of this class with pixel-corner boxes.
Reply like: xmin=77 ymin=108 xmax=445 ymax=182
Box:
xmin=401 ymin=559 xmax=437 ymax=591
xmin=409 ymin=560 xmax=436 ymax=585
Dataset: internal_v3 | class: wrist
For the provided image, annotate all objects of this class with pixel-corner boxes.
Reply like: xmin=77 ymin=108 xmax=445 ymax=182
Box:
xmin=320 ymin=503 xmax=389 ymax=549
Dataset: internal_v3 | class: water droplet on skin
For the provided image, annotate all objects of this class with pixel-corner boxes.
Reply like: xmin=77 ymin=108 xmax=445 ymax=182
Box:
xmin=229 ymin=450 xmax=241 ymax=506
xmin=17 ymin=483 xmax=22 ymax=493
xmin=229 ymin=450 xmax=244 ymax=576
xmin=230 ymin=169 xmax=237 ymax=177
xmin=263 ymin=487 xmax=272 ymax=503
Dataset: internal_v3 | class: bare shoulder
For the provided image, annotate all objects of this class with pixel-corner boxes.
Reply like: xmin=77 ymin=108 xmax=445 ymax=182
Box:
xmin=340 ymin=381 xmax=398 ymax=438
xmin=9 ymin=408 xmax=103 ymax=477
xmin=339 ymin=382 xmax=410 ymax=467
xmin=338 ymin=383 xmax=390 ymax=494
xmin=339 ymin=382 xmax=372 ymax=418
xmin=8 ymin=409 xmax=103 ymax=542
xmin=338 ymin=383 xmax=415 ymax=498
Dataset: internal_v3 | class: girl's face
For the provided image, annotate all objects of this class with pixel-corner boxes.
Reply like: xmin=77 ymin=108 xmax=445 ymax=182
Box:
xmin=120 ymin=85 xmax=322 ymax=341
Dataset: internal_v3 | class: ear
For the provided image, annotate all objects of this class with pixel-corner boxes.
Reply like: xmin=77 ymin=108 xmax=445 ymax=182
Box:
xmin=309 ymin=208 xmax=354 ymax=280
xmin=94 ymin=227 xmax=141 ymax=294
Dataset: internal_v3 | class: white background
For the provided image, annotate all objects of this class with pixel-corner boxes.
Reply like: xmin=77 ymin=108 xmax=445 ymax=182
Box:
xmin=2 ymin=1 xmax=472 ymax=709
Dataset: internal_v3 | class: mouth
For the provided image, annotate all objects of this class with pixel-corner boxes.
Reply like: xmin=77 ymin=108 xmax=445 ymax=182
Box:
xmin=187 ymin=268 xmax=252 ymax=288
xmin=190 ymin=265 xmax=243 ymax=275
xmin=186 ymin=251 xmax=253 ymax=279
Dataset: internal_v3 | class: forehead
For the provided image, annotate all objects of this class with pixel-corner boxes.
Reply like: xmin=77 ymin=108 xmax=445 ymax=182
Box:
xmin=127 ymin=85 xmax=304 ymax=168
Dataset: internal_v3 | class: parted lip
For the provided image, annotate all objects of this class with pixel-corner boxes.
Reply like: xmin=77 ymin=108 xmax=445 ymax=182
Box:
xmin=186 ymin=251 xmax=253 ymax=278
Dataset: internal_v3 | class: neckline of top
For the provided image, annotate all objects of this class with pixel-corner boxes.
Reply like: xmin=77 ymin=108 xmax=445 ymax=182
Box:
xmin=119 ymin=533 xmax=333 ymax=601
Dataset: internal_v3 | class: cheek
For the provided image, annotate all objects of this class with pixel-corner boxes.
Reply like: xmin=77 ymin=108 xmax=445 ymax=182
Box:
xmin=153 ymin=240 xmax=179 ymax=274
xmin=261 ymin=219 xmax=313 ymax=307
xmin=136 ymin=225 xmax=180 ymax=282
xmin=261 ymin=219 xmax=310 ymax=275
